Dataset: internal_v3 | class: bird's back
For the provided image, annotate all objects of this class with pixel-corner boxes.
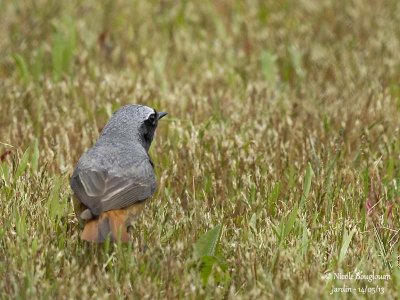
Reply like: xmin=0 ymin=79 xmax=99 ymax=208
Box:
xmin=71 ymin=141 xmax=156 ymax=216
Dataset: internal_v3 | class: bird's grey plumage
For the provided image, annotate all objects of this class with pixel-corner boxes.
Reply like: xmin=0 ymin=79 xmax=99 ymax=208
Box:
xmin=70 ymin=104 xmax=166 ymax=217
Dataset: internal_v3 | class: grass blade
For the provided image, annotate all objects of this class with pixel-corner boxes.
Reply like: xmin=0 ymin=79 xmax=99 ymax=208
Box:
xmin=12 ymin=54 xmax=30 ymax=83
xmin=299 ymin=162 xmax=314 ymax=210
xmin=15 ymin=147 xmax=31 ymax=179
xmin=338 ymin=228 xmax=355 ymax=265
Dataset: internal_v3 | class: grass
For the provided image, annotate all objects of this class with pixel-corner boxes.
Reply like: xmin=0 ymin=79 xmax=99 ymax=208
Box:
xmin=1 ymin=0 xmax=400 ymax=298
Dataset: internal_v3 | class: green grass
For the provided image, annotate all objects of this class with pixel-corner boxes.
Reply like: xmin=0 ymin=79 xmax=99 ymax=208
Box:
xmin=1 ymin=0 xmax=400 ymax=298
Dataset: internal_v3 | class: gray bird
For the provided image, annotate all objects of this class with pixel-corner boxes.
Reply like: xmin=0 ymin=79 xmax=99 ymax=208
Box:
xmin=70 ymin=104 xmax=167 ymax=242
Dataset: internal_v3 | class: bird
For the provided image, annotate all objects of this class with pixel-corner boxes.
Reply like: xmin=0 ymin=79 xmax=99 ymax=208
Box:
xmin=70 ymin=104 xmax=167 ymax=243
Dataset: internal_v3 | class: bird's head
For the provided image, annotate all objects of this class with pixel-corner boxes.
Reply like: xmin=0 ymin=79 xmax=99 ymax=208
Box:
xmin=100 ymin=104 xmax=167 ymax=151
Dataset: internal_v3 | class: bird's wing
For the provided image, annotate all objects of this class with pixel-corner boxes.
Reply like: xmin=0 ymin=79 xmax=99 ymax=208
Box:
xmin=71 ymin=159 xmax=156 ymax=215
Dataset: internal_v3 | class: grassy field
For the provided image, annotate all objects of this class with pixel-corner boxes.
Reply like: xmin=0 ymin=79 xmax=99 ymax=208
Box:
xmin=1 ymin=0 xmax=400 ymax=298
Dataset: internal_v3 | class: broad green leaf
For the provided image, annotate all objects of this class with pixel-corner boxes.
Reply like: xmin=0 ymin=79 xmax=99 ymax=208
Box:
xmin=199 ymin=255 xmax=218 ymax=285
xmin=194 ymin=225 xmax=222 ymax=259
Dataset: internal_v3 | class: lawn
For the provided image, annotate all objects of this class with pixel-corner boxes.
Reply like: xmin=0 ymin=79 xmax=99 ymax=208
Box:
xmin=1 ymin=0 xmax=400 ymax=298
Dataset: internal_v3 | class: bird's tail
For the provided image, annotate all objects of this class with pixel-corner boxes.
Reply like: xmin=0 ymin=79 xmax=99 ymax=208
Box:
xmin=81 ymin=210 xmax=130 ymax=243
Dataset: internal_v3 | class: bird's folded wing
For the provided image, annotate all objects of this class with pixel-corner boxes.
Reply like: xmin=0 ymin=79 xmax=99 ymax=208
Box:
xmin=72 ymin=160 xmax=156 ymax=215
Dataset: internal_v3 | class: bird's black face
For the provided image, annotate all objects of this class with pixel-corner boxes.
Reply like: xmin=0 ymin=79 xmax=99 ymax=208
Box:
xmin=140 ymin=109 xmax=167 ymax=150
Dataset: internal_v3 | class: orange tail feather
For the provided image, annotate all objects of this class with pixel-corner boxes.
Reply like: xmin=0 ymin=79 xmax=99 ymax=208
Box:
xmin=81 ymin=210 xmax=130 ymax=243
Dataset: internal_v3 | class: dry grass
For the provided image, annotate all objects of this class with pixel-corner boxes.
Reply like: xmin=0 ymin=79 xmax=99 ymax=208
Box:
xmin=1 ymin=0 xmax=400 ymax=299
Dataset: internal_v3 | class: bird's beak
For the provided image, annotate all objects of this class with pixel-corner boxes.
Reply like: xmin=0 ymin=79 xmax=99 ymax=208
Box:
xmin=157 ymin=112 xmax=168 ymax=120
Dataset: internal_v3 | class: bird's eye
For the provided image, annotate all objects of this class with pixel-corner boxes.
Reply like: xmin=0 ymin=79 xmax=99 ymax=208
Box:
xmin=147 ymin=113 xmax=156 ymax=125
